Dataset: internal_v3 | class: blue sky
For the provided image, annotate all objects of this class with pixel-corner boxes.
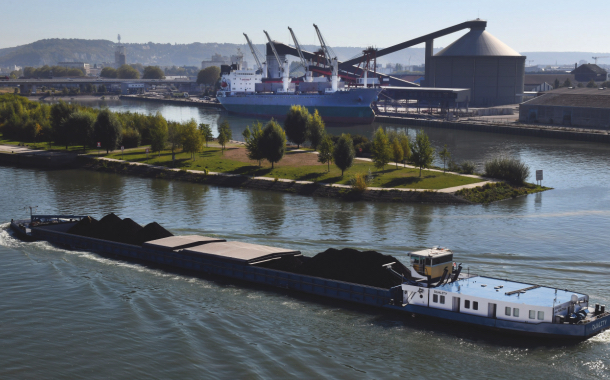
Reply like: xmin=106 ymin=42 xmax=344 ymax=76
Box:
xmin=1 ymin=0 xmax=608 ymax=52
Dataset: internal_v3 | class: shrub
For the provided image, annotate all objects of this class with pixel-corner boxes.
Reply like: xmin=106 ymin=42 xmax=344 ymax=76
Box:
xmin=484 ymin=157 xmax=530 ymax=185
xmin=121 ymin=128 xmax=141 ymax=148
xmin=349 ymin=171 xmax=372 ymax=192
xmin=460 ymin=161 xmax=476 ymax=174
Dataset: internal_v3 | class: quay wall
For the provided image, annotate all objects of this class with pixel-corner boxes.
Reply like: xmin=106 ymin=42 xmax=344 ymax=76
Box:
xmin=375 ymin=115 xmax=610 ymax=144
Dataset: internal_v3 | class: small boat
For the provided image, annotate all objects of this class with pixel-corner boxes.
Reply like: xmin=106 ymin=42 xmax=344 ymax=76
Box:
xmin=9 ymin=214 xmax=610 ymax=340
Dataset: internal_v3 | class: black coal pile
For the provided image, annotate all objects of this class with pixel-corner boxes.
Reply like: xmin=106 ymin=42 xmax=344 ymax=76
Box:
xmin=91 ymin=213 xmax=123 ymax=241
xmin=67 ymin=216 xmax=99 ymax=237
xmin=256 ymin=255 xmax=305 ymax=272
xmin=66 ymin=214 xmax=173 ymax=246
xmin=116 ymin=218 xmax=143 ymax=245
xmin=134 ymin=222 xmax=173 ymax=246
xmin=296 ymin=248 xmax=411 ymax=289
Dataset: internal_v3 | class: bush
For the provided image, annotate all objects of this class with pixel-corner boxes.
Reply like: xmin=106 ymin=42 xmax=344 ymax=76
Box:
xmin=349 ymin=170 xmax=373 ymax=192
xmin=484 ymin=157 xmax=530 ymax=185
xmin=460 ymin=161 xmax=476 ymax=174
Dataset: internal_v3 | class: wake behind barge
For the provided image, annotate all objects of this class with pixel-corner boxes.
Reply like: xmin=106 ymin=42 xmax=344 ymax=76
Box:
xmin=10 ymin=215 xmax=610 ymax=340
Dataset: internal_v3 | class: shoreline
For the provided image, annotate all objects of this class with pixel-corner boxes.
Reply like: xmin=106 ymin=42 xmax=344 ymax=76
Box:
xmin=0 ymin=146 xmax=474 ymax=205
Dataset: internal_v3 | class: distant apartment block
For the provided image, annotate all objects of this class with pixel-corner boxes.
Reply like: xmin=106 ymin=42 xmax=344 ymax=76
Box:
xmin=57 ymin=62 xmax=90 ymax=75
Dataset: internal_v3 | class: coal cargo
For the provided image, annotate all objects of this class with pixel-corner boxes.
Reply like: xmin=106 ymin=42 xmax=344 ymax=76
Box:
xmin=134 ymin=222 xmax=174 ymax=246
xmin=116 ymin=218 xmax=143 ymax=245
xmin=255 ymin=255 xmax=305 ymax=272
xmin=66 ymin=216 xmax=98 ymax=237
xmin=296 ymin=248 xmax=411 ymax=289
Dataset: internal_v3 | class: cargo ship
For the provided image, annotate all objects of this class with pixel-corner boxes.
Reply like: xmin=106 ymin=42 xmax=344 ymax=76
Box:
xmin=216 ymin=60 xmax=381 ymax=124
xmin=10 ymin=214 xmax=610 ymax=340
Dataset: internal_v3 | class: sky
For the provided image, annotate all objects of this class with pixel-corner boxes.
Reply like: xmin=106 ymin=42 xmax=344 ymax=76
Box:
xmin=1 ymin=0 xmax=609 ymax=53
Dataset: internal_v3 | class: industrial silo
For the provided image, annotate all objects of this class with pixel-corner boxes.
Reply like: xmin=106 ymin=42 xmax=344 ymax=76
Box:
xmin=430 ymin=26 xmax=525 ymax=106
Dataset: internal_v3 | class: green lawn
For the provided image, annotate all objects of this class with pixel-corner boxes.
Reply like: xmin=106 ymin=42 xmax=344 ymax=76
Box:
xmin=107 ymin=147 xmax=483 ymax=190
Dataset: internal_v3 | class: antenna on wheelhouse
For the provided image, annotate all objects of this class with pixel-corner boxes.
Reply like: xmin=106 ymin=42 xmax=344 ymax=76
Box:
xmin=25 ymin=206 xmax=38 ymax=220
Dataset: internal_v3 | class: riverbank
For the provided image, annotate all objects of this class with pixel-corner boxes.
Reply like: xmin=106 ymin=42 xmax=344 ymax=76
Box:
xmin=376 ymin=114 xmax=610 ymax=144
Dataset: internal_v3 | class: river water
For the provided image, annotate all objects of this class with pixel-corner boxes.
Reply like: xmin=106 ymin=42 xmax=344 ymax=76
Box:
xmin=2 ymin=99 xmax=610 ymax=379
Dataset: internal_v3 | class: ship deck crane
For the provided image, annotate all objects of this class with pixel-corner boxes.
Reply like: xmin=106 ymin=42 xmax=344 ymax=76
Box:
xmin=313 ymin=24 xmax=335 ymax=67
xmin=288 ymin=27 xmax=311 ymax=81
xmin=243 ymin=33 xmax=263 ymax=72
xmin=263 ymin=30 xmax=285 ymax=77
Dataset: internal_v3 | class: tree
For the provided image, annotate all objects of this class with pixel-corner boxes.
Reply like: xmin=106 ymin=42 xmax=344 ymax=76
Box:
xmin=411 ymin=129 xmax=435 ymax=177
xmin=50 ymin=100 xmax=77 ymax=149
xmin=143 ymin=66 xmax=165 ymax=79
xmin=563 ymin=78 xmax=572 ymax=87
xmin=371 ymin=127 xmax=392 ymax=170
xmin=242 ymin=126 xmax=251 ymax=142
xmin=117 ymin=64 xmax=140 ymax=79
xmin=333 ymin=134 xmax=355 ymax=176
xmin=149 ymin=112 xmax=168 ymax=155
xmin=98 ymin=84 xmax=107 ymax=93
xmin=398 ymin=132 xmax=411 ymax=167
xmin=553 ymin=78 xmax=560 ymax=89
xmin=260 ymin=119 xmax=286 ymax=169
xmin=198 ymin=123 xmax=213 ymax=148
xmin=217 ymin=121 xmax=233 ymax=152
xmin=307 ymin=109 xmax=325 ymax=150
xmin=182 ymin=119 xmax=203 ymax=159
xmin=64 ymin=111 xmax=95 ymax=151
xmin=586 ymin=79 xmax=597 ymax=88
xmin=93 ymin=109 xmax=122 ymax=154
xmin=284 ymin=105 xmax=309 ymax=148
xmin=100 ymin=67 xmax=117 ymax=78
xmin=245 ymin=122 xmax=265 ymax=166
xmin=391 ymin=139 xmax=404 ymax=168
xmin=167 ymin=121 xmax=184 ymax=158
xmin=317 ymin=134 xmax=334 ymax=172
xmin=438 ymin=144 xmax=451 ymax=173
xmin=197 ymin=66 xmax=220 ymax=87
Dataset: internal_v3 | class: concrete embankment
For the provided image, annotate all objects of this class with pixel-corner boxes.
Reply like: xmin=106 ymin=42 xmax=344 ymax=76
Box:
xmin=376 ymin=115 xmax=610 ymax=144
xmin=119 ymin=95 xmax=223 ymax=109
xmin=0 ymin=148 xmax=79 ymax=168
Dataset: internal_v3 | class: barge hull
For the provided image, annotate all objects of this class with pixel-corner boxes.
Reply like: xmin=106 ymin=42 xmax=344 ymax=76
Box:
xmin=25 ymin=223 xmax=610 ymax=340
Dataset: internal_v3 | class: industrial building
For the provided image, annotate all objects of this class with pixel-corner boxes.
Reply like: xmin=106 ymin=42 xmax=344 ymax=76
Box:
xmin=571 ymin=64 xmax=609 ymax=82
xmin=519 ymin=87 xmax=610 ymax=129
xmin=428 ymin=27 xmax=525 ymax=106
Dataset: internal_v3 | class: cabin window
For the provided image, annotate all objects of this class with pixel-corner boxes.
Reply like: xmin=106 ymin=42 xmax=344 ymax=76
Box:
xmin=505 ymin=307 xmax=511 ymax=316
xmin=464 ymin=300 xmax=470 ymax=309
xmin=440 ymin=296 xmax=445 ymax=304
xmin=433 ymin=294 xmax=438 ymax=303
xmin=538 ymin=311 xmax=544 ymax=320
xmin=513 ymin=308 xmax=519 ymax=317
xmin=529 ymin=310 xmax=536 ymax=319
xmin=473 ymin=301 xmax=478 ymax=310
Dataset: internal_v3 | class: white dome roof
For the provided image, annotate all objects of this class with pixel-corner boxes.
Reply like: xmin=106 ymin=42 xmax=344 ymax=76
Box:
xmin=435 ymin=28 xmax=521 ymax=57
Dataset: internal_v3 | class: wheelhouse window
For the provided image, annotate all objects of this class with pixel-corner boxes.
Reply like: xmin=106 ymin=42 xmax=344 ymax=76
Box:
xmin=464 ymin=300 xmax=470 ymax=309
xmin=529 ymin=310 xmax=536 ymax=319
xmin=538 ymin=311 xmax=544 ymax=320
xmin=505 ymin=307 xmax=511 ymax=316
xmin=440 ymin=295 xmax=445 ymax=304
xmin=513 ymin=308 xmax=519 ymax=317
xmin=433 ymin=294 xmax=438 ymax=303
xmin=473 ymin=301 xmax=478 ymax=311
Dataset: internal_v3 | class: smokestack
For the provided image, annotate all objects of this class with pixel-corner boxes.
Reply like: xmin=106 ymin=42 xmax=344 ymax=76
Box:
xmin=575 ymin=63 xmax=577 ymax=69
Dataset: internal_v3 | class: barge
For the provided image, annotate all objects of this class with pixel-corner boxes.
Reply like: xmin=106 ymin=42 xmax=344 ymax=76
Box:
xmin=10 ymin=215 xmax=610 ymax=340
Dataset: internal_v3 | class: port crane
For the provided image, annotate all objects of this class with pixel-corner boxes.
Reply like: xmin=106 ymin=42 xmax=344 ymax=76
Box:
xmin=243 ymin=33 xmax=264 ymax=73
xmin=592 ymin=56 xmax=608 ymax=65
xmin=313 ymin=24 xmax=336 ymax=67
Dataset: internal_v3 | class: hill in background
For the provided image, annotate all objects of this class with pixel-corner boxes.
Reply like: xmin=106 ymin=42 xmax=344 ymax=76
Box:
xmin=0 ymin=38 xmax=608 ymax=69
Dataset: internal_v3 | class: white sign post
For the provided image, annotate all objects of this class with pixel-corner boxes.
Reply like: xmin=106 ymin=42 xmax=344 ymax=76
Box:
xmin=121 ymin=146 xmax=124 ymax=160
xmin=97 ymin=141 xmax=101 ymax=156
xmin=536 ymin=170 xmax=543 ymax=187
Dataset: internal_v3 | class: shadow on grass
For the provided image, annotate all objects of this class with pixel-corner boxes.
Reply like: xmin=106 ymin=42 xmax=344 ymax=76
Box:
xmin=382 ymin=176 xmax=424 ymax=188
xmin=295 ymin=172 xmax=326 ymax=181
xmin=226 ymin=166 xmax=271 ymax=176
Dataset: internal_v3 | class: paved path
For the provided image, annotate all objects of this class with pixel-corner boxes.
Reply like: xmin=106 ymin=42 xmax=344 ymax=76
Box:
xmin=1 ymin=144 xmax=494 ymax=193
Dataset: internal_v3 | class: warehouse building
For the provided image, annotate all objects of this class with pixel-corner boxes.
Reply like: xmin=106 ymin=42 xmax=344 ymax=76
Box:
xmin=519 ymin=87 xmax=610 ymax=129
